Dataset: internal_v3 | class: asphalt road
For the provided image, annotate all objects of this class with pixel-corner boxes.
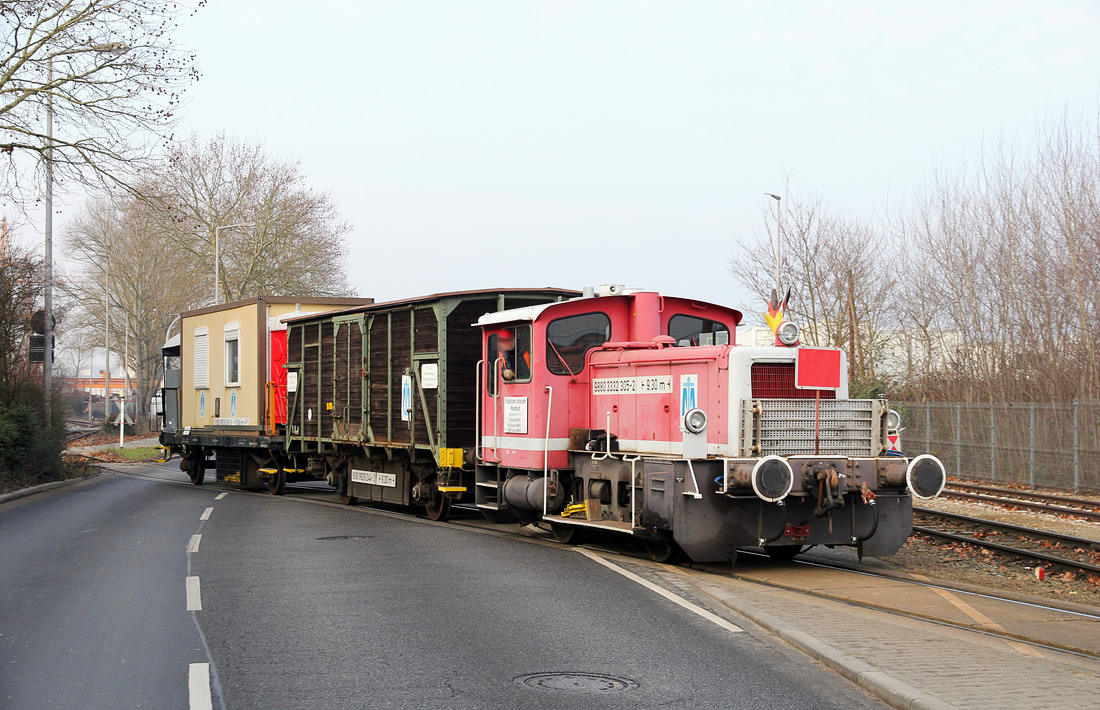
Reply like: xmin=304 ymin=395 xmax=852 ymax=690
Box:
xmin=1 ymin=464 xmax=885 ymax=709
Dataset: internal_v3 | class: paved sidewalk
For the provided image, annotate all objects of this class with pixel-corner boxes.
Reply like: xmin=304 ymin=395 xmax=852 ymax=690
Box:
xmin=68 ymin=436 xmax=162 ymax=454
xmin=624 ymin=559 xmax=1100 ymax=710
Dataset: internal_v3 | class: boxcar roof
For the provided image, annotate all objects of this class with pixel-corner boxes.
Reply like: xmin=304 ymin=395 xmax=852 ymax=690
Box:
xmin=280 ymin=287 xmax=581 ymax=323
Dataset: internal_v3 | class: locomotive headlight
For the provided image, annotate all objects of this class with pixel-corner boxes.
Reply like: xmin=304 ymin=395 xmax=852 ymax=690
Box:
xmin=683 ymin=407 xmax=708 ymax=434
xmin=776 ymin=321 xmax=800 ymax=346
xmin=886 ymin=409 xmax=902 ymax=431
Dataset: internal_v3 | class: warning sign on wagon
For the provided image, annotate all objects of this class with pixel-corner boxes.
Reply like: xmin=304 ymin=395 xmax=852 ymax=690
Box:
xmin=504 ymin=396 xmax=528 ymax=434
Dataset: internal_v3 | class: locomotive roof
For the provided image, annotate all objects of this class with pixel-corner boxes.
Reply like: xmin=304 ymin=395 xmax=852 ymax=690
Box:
xmin=476 ymin=291 xmax=743 ymax=327
xmin=280 ymin=287 xmax=580 ymax=323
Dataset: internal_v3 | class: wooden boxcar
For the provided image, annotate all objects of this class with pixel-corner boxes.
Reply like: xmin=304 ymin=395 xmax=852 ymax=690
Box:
xmin=282 ymin=288 xmax=578 ymax=517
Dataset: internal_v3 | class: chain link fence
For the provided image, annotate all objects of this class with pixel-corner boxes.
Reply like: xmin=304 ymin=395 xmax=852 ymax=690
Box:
xmin=894 ymin=401 xmax=1100 ymax=493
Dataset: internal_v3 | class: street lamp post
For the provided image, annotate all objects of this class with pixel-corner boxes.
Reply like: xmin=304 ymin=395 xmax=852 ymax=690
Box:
xmin=764 ymin=192 xmax=782 ymax=294
xmin=43 ymin=55 xmax=55 ymax=421
xmin=214 ymin=222 xmax=256 ymax=304
xmin=43 ymin=42 xmax=127 ymax=421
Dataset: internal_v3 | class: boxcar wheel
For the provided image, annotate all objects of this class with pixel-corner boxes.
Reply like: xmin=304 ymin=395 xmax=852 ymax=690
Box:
xmin=425 ymin=493 xmax=451 ymax=521
xmin=266 ymin=468 xmax=286 ymax=495
xmin=550 ymin=523 xmax=586 ymax=545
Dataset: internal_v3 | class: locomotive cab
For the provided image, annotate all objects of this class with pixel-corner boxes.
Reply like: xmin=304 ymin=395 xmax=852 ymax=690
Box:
xmin=474 ymin=287 xmax=743 ymax=531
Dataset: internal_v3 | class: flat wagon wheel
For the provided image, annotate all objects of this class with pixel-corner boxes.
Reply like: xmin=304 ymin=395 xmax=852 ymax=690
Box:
xmin=425 ymin=489 xmax=452 ymax=521
xmin=187 ymin=451 xmax=205 ymax=486
xmin=266 ymin=468 xmax=286 ymax=495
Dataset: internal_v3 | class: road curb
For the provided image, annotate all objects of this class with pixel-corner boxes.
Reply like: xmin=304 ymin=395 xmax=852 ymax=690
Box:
xmin=695 ymin=581 xmax=959 ymax=710
xmin=0 ymin=474 xmax=104 ymax=506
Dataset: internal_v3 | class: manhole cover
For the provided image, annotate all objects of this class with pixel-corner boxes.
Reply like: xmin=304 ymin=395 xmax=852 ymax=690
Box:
xmin=317 ymin=535 xmax=374 ymax=541
xmin=514 ymin=673 xmax=638 ymax=693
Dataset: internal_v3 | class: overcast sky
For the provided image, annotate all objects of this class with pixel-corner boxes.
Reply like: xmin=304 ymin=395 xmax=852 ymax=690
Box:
xmin=44 ymin=1 xmax=1100 ymax=317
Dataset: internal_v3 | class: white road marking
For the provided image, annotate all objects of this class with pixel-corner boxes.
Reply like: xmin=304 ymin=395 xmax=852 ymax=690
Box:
xmin=215 ymin=493 xmax=227 ymax=500
xmin=186 ymin=576 xmax=202 ymax=611
xmin=575 ymin=548 xmax=743 ymax=634
xmin=200 ymin=507 xmax=213 ymax=521
xmin=189 ymin=663 xmax=213 ymax=710
xmin=187 ymin=535 xmax=201 ymax=553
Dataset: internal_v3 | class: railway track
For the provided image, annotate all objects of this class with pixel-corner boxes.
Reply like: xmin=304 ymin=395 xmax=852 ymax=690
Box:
xmin=714 ymin=549 xmax=1100 ymax=660
xmin=941 ymin=482 xmax=1100 ymax=521
xmin=913 ymin=506 xmax=1100 ymax=579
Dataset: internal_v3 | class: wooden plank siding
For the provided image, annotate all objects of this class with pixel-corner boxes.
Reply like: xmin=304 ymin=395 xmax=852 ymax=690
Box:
xmin=284 ymin=289 xmax=579 ymax=462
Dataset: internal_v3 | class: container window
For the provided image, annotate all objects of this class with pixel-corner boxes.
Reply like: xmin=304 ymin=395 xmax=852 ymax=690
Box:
xmin=224 ymin=322 xmax=240 ymax=387
xmin=193 ymin=328 xmax=209 ymax=389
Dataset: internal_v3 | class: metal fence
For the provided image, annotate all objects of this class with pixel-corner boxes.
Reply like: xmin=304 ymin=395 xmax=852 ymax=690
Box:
xmin=895 ymin=400 xmax=1100 ymax=493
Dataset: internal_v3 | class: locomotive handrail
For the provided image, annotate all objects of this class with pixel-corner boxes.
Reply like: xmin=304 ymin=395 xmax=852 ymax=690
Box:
xmin=683 ymin=459 xmax=703 ymax=499
xmin=543 ymin=385 xmax=553 ymax=518
xmin=625 ymin=454 xmax=640 ymax=529
xmin=492 ymin=357 xmax=504 ymax=460
xmin=591 ymin=410 xmax=613 ymax=461
xmin=474 ymin=359 xmax=483 ymax=462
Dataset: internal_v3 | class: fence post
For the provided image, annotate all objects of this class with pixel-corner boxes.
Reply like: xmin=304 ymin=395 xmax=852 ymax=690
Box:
xmin=1074 ymin=398 xmax=1080 ymax=493
xmin=956 ymin=402 xmax=962 ymax=479
xmin=925 ymin=403 xmax=931 ymax=453
xmin=1029 ymin=403 xmax=1035 ymax=489
xmin=990 ymin=404 xmax=996 ymax=483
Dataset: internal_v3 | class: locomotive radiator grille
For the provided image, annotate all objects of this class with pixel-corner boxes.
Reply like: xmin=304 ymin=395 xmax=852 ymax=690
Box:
xmin=740 ymin=399 xmax=886 ymax=457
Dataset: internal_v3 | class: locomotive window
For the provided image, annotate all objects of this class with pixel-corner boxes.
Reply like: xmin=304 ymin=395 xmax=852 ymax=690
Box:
xmin=546 ymin=313 xmax=611 ymax=375
xmin=669 ymin=315 xmax=730 ymax=347
xmin=487 ymin=324 xmax=532 ymax=395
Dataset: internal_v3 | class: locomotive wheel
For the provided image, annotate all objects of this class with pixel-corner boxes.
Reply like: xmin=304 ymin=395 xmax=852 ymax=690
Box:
xmin=764 ymin=545 xmax=805 ymax=561
xmin=550 ymin=523 xmax=586 ymax=545
xmin=187 ymin=456 xmax=205 ymax=486
xmin=644 ymin=537 xmax=680 ymax=564
xmin=425 ymin=492 xmax=452 ymax=521
xmin=266 ymin=468 xmax=286 ymax=495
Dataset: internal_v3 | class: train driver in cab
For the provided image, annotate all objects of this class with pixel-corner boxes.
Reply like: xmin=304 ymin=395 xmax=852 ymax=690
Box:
xmin=496 ymin=328 xmax=531 ymax=381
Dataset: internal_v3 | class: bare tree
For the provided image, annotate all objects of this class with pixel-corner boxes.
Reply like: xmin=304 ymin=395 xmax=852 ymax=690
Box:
xmin=895 ymin=111 xmax=1100 ymax=402
xmin=153 ymin=134 xmax=353 ymax=301
xmin=63 ymin=190 xmax=198 ymax=424
xmin=729 ymin=190 xmax=900 ymax=395
xmin=0 ymin=0 xmax=201 ymax=205
xmin=61 ymin=135 xmax=356 ymax=421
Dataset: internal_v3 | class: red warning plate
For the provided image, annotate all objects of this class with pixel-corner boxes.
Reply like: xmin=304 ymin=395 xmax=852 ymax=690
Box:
xmin=795 ymin=347 xmax=842 ymax=390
